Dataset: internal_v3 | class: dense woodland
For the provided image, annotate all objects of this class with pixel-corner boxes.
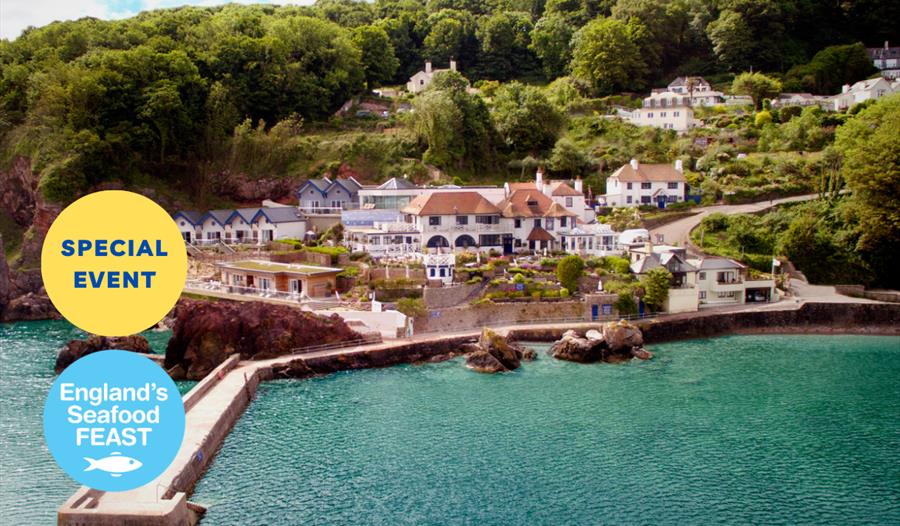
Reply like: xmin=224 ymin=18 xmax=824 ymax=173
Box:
xmin=0 ymin=1 xmax=898 ymax=287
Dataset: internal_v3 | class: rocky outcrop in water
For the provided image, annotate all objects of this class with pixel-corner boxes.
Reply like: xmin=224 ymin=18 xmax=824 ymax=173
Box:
xmin=462 ymin=328 xmax=535 ymax=373
xmin=165 ymin=299 xmax=363 ymax=380
xmin=550 ymin=321 xmax=652 ymax=363
xmin=56 ymin=335 xmax=152 ymax=373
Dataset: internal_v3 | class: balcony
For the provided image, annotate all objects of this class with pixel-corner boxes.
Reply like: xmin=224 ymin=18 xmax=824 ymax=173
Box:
xmin=712 ymin=279 xmax=745 ymax=293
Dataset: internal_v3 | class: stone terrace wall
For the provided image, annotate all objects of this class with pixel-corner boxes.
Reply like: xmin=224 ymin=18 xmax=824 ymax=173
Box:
xmin=423 ymin=282 xmax=483 ymax=309
xmin=414 ymin=300 xmax=587 ymax=333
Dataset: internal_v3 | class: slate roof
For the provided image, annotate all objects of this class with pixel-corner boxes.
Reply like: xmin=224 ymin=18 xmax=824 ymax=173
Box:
xmin=401 ymin=192 xmax=500 ymax=215
xmin=691 ymin=257 xmax=746 ymax=270
xmin=203 ymin=209 xmax=234 ymax=226
xmin=253 ymin=207 xmax=306 ymax=224
xmin=173 ymin=211 xmax=203 ymax=225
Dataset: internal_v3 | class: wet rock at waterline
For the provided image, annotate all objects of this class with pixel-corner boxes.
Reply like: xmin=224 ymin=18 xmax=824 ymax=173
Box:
xmin=462 ymin=328 xmax=536 ymax=373
xmin=56 ymin=335 xmax=152 ymax=373
xmin=549 ymin=321 xmax=652 ymax=363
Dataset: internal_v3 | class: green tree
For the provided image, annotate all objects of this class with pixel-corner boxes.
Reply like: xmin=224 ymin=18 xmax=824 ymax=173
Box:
xmin=397 ymin=297 xmax=427 ymax=318
xmin=492 ymin=81 xmax=564 ymax=153
xmin=549 ymin=137 xmax=590 ymax=176
xmin=784 ymin=43 xmax=877 ymax=95
xmin=476 ymin=11 xmax=534 ymax=81
xmin=529 ymin=14 xmax=574 ymax=78
xmin=732 ymin=72 xmax=782 ymax=111
xmin=833 ymin=94 xmax=900 ymax=288
xmin=706 ymin=9 xmax=755 ymax=72
xmin=556 ymin=254 xmax=585 ymax=293
xmin=570 ymin=17 xmax=647 ymax=95
xmin=352 ymin=25 xmax=400 ymax=88
xmin=411 ymin=88 xmax=463 ymax=166
xmin=640 ymin=267 xmax=671 ymax=312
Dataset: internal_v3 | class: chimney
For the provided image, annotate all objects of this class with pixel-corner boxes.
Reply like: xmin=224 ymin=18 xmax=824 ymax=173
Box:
xmin=674 ymin=159 xmax=683 ymax=173
xmin=425 ymin=61 xmax=432 ymax=74
xmin=842 ymin=84 xmax=850 ymax=94
xmin=630 ymin=158 xmax=639 ymax=171
xmin=535 ymin=168 xmax=543 ymax=189
xmin=886 ymin=41 xmax=890 ymax=50
xmin=450 ymin=59 xmax=457 ymax=72
xmin=543 ymin=181 xmax=552 ymax=197
xmin=574 ymin=177 xmax=583 ymax=194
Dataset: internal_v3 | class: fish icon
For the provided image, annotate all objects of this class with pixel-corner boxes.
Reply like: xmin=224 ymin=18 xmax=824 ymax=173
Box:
xmin=83 ymin=452 xmax=143 ymax=477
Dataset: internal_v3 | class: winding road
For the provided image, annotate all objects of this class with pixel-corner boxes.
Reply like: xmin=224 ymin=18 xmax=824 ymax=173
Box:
xmin=649 ymin=193 xmax=823 ymax=254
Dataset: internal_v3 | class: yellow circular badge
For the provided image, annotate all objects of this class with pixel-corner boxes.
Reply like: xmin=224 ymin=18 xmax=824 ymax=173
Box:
xmin=41 ymin=191 xmax=187 ymax=336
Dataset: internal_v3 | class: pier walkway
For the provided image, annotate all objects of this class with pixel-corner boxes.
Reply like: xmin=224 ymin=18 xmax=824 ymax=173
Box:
xmin=57 ymin=297 xmax=888 ymax=525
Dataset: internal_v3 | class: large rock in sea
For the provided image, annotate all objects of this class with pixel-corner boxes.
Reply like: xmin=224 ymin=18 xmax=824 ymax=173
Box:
xmin=550 ymin=321 xmax=651 ymax=363
xmin=3 ymin=291 xmax=59 ymax=321
xmin=56 ymin=335 xmax=152 ymax=373
xmin=165 ymin=299 xmax=363 ymax=380
xmin=604 ymin=320 xmax=644 ymax=353
xmin=549 ymin=330 xmax=605 ymax=363
xmin=463 ymin=328 xmax=535 ymax=373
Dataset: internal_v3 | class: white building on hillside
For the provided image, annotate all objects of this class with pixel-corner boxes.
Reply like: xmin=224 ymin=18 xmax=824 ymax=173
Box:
xmin=407 ymin=60 xmax=457 ymax=93
xmin=601 ymin=159 xmax=687 ymax=208
xmin=830 ymin=77 xmax=896 ymax=111
xmin=401 ymin=191 xmax=513 ymax=253
xmin=626 ymin=94 xmax=700 ymax=131
xmin=344 ymin=221 xmax=421 ymax=257
xmin=868 ymin=41 xmax=899 ymax=79
xmin=664 ymin=77 xmax=725 ymax=106
xmin=688 ymin=257 xmax=776 ymax=306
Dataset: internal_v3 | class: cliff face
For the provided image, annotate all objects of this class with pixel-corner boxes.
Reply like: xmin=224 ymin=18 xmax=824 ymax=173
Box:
xmin=0 ymin=156 xmax=61 ymax=321
xmin=165 ymin=299 xmax=364 ymax=380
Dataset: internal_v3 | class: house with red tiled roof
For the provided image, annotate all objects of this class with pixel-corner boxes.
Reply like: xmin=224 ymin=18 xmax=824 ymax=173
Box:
xmin=503 ymin=168 xmax=593 ymax=222
xmin=401 ymin=191 xmax=514 ymax=253
xmin=496 ymin=186 xmax=578 ymax=252
xmin=601 ymin=159 xmax=687 ymax=208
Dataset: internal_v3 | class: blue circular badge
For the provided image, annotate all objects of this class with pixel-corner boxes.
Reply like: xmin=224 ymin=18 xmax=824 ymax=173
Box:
xmin=43 ymin=350 xmax=185 ymax=492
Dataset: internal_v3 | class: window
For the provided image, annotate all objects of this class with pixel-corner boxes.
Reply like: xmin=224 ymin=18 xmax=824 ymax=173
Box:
xmin=698 ymin=272 xmax=706 ymax=280
xmin=699 ymin=291 xmax=706 ymax=299
xmin=626 ymin=196 xmax=633 ymax=204
xmin=641 ymin=196 xmax=651 ymax=204
xmin=668 ymin=182 xmax=679 ymax=189
xmin=479 ymin=234 xmax=501 ymax=246
xmin=476 ymin=215 xmax=498 ymax=224
xmin=456 ymin=216 xmax=468 ymax=225
xmin=674 ymin=111 xmax=680 ymax=117
xmin=641 ymin=182 xmax=651 ymax=189
xmin=565 ymin=197 xmax=573 ymax=207
xmin=546 ymin=218 xmax=555 ymax=230
xmin=667 ymin=196 xmax=677 ymax=203
xmin=429 ymin=268 xmax=436 ymax=277
xmin=514 ymin=219 xmax=522 ymax=228
xmin=661 ymin=112 xmax=667 ymax=117
xmin=627 ymin=183 xmax=633 ymax=190
xmin=648 ymin=112 xmax=653 ymax=118
xmin=534 ymin=219 xmax=542 ymax=228
xmin=429 ymin=216 xmax=441 ymax=226
xmin=559 ymin=217 xmax=566 ymax=228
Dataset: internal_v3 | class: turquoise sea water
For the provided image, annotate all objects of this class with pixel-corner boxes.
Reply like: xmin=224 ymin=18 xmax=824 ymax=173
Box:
xmin=0 ymin=320 xmax=185 ymax=525
xmin=192 ymin=334 xmax=900 ymax=526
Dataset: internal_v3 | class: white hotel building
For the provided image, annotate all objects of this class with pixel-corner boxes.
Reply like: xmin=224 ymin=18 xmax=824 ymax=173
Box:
xmin=601 ymin=159 xmax=687 ymax=209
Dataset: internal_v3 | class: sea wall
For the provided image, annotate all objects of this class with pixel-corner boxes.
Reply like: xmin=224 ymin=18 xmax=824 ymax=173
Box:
xmin=637 ymin=302 xmax=900 ymax=343
xmin=413 ymin=300 xmax=587 ymax=333
xmin=834 ymin=285 xmax=900 ymax=304
xmin=422 ymin=282 xmax=482 ymax=309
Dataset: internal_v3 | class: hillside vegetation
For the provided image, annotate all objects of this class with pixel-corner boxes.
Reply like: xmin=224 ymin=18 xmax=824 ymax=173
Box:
xmin=1 ymin=1 xmax=898 ymax=287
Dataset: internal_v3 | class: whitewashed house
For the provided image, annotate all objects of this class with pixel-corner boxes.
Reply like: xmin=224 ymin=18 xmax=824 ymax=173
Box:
xmin=602 ymin=159 xmax=687 ymax=208
xmin=665 ymin=77 xmax=725 ymax=106
xmin=496 ymin=183 xmax=578 ymax=252
xmin=225 ymin=208 xmax=258 ymax=244
xmin=629 ymin=244 xmax=699 ymax=313
xmin=297 ymin=176 xmax=362 ymax=214
xmin=558 ymin=223 xmax=621 ymax=257
xmin=401 ymin=191 xmax=513 ymax=253
xmin=626 ymin=93 xmax=699 ymax=131
xmin=688 ymin=257 xmax=776 ymax=306
xmin=249 ymin=207 xmax=307 ymax=243
xmin=830 ymin=77 xmax=896 ymax=111
xmin=407 ymin=60 xmax=457 ymax=93
xmin=172 ymin=211 xmax=202 ymax=244
xmin=771 ymin=93 xmax=831 ymax=109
